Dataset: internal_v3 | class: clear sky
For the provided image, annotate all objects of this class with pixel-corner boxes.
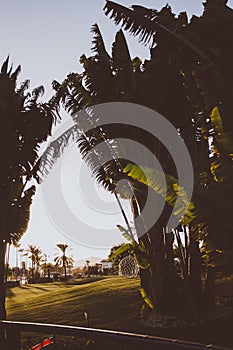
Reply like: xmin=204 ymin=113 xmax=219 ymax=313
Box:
xmin=1 ymin=0 xmax=233 ymax=266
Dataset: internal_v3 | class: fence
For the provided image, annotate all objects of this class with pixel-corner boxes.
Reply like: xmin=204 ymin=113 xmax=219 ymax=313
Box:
xmin=0 ymin=320 xmax=230 ymax=350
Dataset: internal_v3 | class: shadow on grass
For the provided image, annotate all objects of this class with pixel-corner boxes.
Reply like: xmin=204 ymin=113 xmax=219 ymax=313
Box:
xmin=23 ymin=285 xmax=50 ymax=292
xmin=5 ymin=288 xmax=15 ymax=298
xmin=64 ymin=277 xmax=106 ymax=286
xmin=17 ymin=279 xmax=103 ymax=292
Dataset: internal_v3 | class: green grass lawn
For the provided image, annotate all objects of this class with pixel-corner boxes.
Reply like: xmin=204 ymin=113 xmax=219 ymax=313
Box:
xmin=5 ymin=276 xmax=233 ymax=348
xmin=6 ymin=276 xmax=142 ymax=332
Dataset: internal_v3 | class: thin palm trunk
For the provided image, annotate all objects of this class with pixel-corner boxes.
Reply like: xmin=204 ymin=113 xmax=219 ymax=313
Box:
xmin=4 ymin=243 xmax=10 ymax=284
xmin=63 ymin=255 xmax=67 ymax=278
xmin=0 ymin=241 xmax=7 ymax=320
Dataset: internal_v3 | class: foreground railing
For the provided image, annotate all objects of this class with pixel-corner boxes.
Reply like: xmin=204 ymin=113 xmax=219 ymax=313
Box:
xmin=0 ymin=320 xmax=230 ymax=350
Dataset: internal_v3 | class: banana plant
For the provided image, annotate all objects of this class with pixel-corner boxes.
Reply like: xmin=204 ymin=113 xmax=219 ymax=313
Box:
xmin=37 ymin=1 xmax=233 ymax=320
xmin=109 ymin=224 xmax=150 ymax=270
xmin=124 ymin=106 xmax=233 ymax=273
xmin=108 ymin=224 xmax=152 ymax=309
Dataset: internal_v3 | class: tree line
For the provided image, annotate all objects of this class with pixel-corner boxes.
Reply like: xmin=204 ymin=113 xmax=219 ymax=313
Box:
xmin=6 ymin=243 xmax=74 ymax=281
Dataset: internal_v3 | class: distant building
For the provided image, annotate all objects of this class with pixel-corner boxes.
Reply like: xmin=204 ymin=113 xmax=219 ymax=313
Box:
xmin=100 ymin=259 xmax=112 ymax=275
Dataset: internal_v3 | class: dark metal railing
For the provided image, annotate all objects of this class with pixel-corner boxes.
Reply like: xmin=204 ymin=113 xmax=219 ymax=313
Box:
xmin=0 ymin=320 xmax=230 ymax=350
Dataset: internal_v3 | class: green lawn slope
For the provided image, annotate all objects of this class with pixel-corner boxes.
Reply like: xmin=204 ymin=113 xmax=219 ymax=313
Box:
xmin=6 ymin=277 xmax=141 ymax=331
xmin=6 ymin=276 xmax=233 ymax=348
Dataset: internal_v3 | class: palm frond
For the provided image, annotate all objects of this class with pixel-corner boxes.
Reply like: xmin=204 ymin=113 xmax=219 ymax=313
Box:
xmin=91 ymin=23 xmax=111 ymax=62
xmin=1 ymin=56 xmax=10 ymax=74
xmin=77 ymin=131 xmax=122 ymax=192
xmin=6 ymin=185 xmax=36 ymax=244
xmin=10 ymin=65 xmax=21 ymax=84
xmin=57 ymin=243 xmax=69 ymax=253
xmin=104 ymin=1 xmax=215 ymax=66
xmin=66 ymin=73 xmax=94 ymax=112
xmin=31 ymin=125 xmax=79 ymax=183
xmin=52 ymin=75 xmax=93 ymax=115
xmin=104 ymin=1 xmax=156 ymax=45
xmin=80 ymin=54 xmax=115 ymax=103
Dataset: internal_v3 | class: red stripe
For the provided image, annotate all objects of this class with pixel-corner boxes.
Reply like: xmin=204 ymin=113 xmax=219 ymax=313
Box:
xmin=31 ymin=344 xmax=42 ymax=350
xmin=31 ymin=338 xmax=53 ymax=349
xmin=42 ymin=339 xmax=52 ymax=346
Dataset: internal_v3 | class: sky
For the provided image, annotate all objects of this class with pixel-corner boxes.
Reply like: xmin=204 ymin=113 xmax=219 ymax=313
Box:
xmin=1 ymin=0 xmax=233 ymax=267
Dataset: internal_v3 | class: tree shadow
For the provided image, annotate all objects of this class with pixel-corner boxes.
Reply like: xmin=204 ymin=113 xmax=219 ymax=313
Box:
xmin=5 ymin=288 xmax=15 ymax=298
xmin=23 ymin=285 xmax=49 ymax=292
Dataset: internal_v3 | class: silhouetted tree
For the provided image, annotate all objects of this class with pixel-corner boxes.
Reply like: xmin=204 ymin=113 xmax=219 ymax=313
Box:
xmin=54 ymin=244 xmax=74 ymax=278
xmin=0 ymin=57 xmax=58 ymax=326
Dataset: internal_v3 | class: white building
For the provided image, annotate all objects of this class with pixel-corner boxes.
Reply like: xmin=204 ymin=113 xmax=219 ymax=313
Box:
xmin=100 ymin=259 xmax=112 ymax=273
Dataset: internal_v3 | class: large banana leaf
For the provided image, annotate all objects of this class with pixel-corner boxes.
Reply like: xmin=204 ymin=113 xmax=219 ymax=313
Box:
xmin=109 ymin=224 xmax=150 ymax=269
xmin=124 ymin=163 xmax=196 ymax=226
xmin=210 ymin=107 xmax=233 ymax=157
xmin=108 ymin=243 xmax=132 ymax=261
xmin=116 ymin=224 xmax=136 ymax=244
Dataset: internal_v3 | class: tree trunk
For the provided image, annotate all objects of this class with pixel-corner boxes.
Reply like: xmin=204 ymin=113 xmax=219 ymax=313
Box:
xmin=131 ymin=196 xmax=153 ymax=302
xmin=203 ymin=266 xmax=215 ymax=312
xmin=161 ymin=230 xmax=182 ymax=315
xmin=4 ymin=244 xmax=10 ymax=284
xmin=63 ymin=257 xmax=67 ymax=278
xmin=0 ymin=241 xmax=6 ymax=349
xmin=132 ymin=191 xmax=179 ymax=314
xmin=31 ymin=259 xmax=35 ymax=279
xmin=0 ymin=242 xmax=6 ymax=320
xmin=186 ymin=237 xmax=202 ymax=321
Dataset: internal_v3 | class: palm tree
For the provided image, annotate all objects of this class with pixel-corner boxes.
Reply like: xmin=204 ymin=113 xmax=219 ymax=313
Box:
xmin=18 ymin=247 xmax=25 ymax=268
xmin=34 ymin=249 xmax=43 ymax=277
xmin=27 ymin=245 xmax=42 ymax=279
xmin=0 ymin=57 xmax=58 ymax=322
xmin=54 ymin=244 xmax=74 ymax=278
xmin=46 ymin=262 xmax=53 ymax=279
xmin=85 ymin=259 xmax=90 ymax=276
